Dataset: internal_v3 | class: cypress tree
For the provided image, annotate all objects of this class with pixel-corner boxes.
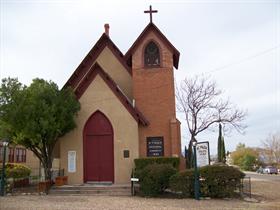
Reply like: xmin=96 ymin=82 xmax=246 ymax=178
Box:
xmin=184 ymin=145 xmax=188 ymax=169
xmin=217 ymin=123 xmax=222 ymax=162
xmin=221 ymin=136 xmax=226 ymax=163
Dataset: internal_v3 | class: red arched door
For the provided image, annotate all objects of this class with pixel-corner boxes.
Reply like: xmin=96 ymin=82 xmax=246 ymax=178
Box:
xmin=83 ymin=111 xmax=114 ymax=183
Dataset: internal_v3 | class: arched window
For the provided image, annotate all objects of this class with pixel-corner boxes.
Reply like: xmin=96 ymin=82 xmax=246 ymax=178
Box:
xmin=144 ymin=41 xmax=160 ymax=67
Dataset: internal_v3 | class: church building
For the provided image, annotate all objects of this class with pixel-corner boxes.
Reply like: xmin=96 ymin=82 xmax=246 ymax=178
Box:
xmin=58 ymin=6 xmax=182 ymax=184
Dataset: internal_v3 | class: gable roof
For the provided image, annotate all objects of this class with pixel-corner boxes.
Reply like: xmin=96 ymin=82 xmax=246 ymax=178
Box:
xmin=124 ymin=22 xmax=180 ymax=69
xmin=64 ymin=33 xmax=131 ymax=90
xmin=74 ymin=62 xmax=149 ymax=126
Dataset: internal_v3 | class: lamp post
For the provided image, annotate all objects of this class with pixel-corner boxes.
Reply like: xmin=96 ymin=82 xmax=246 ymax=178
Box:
xmin=193 ymin=141 xmax=200 ymax=200
xmin=1 ymin=139 xmax=9 ymax=196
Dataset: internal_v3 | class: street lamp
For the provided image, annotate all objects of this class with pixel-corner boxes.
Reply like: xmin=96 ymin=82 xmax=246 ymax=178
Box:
xmin=1 ymin=139 xmax=9 ymax=196
xmin=192 ymin=141 xmax=200 ymax=200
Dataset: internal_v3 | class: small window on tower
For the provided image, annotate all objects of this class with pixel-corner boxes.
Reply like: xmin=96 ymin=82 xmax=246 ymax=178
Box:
xmin=144 ymin=41 xmax=160 ymax=67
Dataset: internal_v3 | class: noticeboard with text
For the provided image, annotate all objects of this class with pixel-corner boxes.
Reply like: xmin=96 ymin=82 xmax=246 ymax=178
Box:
xmin=196 ymin=141 xmax=210 ymax=167
xmin=147 ymin=137 xmax=164 ymax=157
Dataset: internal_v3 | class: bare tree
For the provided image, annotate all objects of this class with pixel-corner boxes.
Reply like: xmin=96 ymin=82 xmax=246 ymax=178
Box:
xmin=262 ymin=133 xmax=280 ymax=164
xmin=176 ymin=76 xmax=247 ymax=167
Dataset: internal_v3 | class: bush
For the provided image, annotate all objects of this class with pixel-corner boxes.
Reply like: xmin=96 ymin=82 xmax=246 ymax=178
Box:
xmin=169 ymin=169 xmax=194 ymax=197
xmin=169 ymin=165 xmax=245 ymax=198
xmin=199 ymin=165 xmax=245 ymax=198
xmin=134 ymin=157 xmax=180 ymax=171
xmin=136 ymin=164 xmax=177 ymax=196
xmin=5 ymin=163 xmax=31 ymax=179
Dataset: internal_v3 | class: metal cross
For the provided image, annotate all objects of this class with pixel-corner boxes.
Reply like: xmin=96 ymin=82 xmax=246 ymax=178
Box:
xmin=144 ymin=5 xmax=158 ymax=23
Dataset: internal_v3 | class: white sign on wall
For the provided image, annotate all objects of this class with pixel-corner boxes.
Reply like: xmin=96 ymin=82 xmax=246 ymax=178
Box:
xmin=68 ymin=151 xmax=76 ymax=173
xmin=196 ymin=142 xmax=210 ymax=167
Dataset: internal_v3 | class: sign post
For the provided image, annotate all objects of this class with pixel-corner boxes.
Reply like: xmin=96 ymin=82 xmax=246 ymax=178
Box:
xmin=193 ymin=142 xmax=200 ymax=200
xmin=193 ymin=141 xmax=210 ymax=200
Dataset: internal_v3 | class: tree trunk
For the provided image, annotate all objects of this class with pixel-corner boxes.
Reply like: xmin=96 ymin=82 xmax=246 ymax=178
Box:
xmin=187 ymin=135 xmax=197 ymax=169
xmin=42 ymin=157 xmax=53 ymax=181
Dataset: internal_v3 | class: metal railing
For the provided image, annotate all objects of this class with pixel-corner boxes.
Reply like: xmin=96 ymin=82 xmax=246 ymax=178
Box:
xmin=240 ymin=176 xmax=251 ymax=198
xmin=131 ymin=169 xmax=139 ymax=196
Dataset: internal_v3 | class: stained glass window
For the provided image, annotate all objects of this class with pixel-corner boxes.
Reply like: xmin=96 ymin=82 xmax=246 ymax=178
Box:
xmin=144 ymin=41 xmax=160 ymax=67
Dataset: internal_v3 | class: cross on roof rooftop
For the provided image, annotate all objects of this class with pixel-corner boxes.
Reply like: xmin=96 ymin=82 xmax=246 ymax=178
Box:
xmin=144 ymin=5 xmax=158 ymax=23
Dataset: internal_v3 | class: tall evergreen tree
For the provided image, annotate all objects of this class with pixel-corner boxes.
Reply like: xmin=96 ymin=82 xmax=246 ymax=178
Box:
xmin=217 ymin=123 xmax=226 ymax=163
xmin=217 ymin=123 xmax=223 ymax=162
xmin=186 ymin=139 xmax=195 ymax=169
xmin=221 ymin=136 xmax=226 ymax=163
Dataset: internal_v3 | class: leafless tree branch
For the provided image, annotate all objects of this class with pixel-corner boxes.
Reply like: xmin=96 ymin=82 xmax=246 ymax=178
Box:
xmin=176 ymin=75 xmax=247 ymax=143
xmin=262 ymin=133 xmax=280 ymax=164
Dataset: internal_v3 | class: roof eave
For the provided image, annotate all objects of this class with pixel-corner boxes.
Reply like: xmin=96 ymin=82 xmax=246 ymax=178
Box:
xmin=63 ymin=33 xmax=132 ymax=90
xmin=75 ymin=62 xmax=149 ymax=126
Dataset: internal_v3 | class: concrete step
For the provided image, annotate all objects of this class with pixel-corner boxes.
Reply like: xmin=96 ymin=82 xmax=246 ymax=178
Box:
xmin=49 ymin=184 xmax=132 ymax=196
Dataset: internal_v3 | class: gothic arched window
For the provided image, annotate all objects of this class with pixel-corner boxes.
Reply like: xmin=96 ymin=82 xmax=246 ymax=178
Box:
xmin=144 ymin=41 xmax=160 ymax=67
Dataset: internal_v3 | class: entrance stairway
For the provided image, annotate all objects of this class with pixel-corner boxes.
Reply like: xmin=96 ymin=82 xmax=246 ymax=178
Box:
xmin=49 ymin=183 xmax=132 ymax=196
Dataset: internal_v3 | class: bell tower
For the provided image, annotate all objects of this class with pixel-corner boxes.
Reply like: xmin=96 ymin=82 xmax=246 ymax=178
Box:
xmin=124 ymin=6 xmax=181 ymax=158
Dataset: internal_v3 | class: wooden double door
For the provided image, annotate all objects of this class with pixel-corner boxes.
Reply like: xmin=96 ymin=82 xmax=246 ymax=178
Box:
xmin=84 ymin=111 xmax=114 ymax=183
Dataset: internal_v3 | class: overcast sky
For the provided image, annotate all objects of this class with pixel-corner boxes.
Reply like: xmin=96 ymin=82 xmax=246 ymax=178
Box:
xmin=1 ymin=0 xmax=279 ymax=155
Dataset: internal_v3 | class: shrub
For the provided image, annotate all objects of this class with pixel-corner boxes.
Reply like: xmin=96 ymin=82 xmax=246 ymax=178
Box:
xmin=169 ymin=169 xmax=194 ymax=197
xmin=169 ymin=165 xmax=245 ymax=198
xmin=199 ymin=165 xmax=245 ymax=198
xmin=134 ymin=157 xmax=180 ymax=171
xmin=5 ymin=163 xmax=31 ymax=179
xmin=136 ymin=164 xmax=177 ymax=196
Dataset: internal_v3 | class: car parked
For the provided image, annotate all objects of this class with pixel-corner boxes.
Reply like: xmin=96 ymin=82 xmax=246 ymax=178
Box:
xmin=256 ymin=167 xmax=264 ymax=174
xmin=263 ymin=166 xmax=278 ymax=174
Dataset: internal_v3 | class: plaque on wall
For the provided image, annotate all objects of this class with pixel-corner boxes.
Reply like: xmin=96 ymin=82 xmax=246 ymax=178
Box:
xmin=147 ymin=137 xmax=164 ymax=157
xmin=123 ymin=150 xmax=130 ymax=158
xmin=68 ymin=151 xmax=76 ymax=173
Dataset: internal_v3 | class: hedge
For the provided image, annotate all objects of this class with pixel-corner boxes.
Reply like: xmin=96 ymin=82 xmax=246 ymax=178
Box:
xmin=169 ymin=169 xmax=194 ymax=197
xmin=200 ymin=165 xmax=245 ymax=198
xmin=135 ymin=164 xmax=177 ymax=196
xmin=170 ymin=165 xmax=245 ymax=198
xmin=134 ymin=157 xmax=180 ymax=170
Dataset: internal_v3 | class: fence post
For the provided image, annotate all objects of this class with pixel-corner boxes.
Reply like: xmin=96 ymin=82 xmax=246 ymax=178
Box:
xmin=249 ymin=177 xmax=251 ymax=198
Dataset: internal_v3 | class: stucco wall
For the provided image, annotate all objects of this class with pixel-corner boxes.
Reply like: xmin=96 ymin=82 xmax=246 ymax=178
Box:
xmin=59 ymin=75 xmax=139 ymax=184
xmin=76 ymin=47 xmax=132 ymax=100
xmin=25 ymin=149 xmax=40 ymax=176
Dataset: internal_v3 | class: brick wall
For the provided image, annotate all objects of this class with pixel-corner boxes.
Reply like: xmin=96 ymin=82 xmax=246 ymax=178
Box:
xmin=131 ymin=30 xmax=181 ymax=157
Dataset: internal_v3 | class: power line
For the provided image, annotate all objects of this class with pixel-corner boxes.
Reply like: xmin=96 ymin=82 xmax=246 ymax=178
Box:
xmin=196 ymin=45 xmax=280 ymax=75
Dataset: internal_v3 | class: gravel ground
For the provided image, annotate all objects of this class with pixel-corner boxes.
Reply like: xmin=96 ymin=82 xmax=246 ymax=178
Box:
xmin=0 ymin=180 xmax=279 ymax=210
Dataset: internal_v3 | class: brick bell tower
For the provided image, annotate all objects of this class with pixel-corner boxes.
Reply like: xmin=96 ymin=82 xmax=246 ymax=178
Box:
xmin=124 ymin=6 xmax=182 ymax=158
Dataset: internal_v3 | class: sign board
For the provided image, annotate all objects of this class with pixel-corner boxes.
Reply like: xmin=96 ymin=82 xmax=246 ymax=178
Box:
xmin=196 ymin=141 xmax=210 ymax=167
xmin=147 ymin=137 xmax=164 ymax=157
xmin=68 ymin=151 xmax=76 ymax=173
